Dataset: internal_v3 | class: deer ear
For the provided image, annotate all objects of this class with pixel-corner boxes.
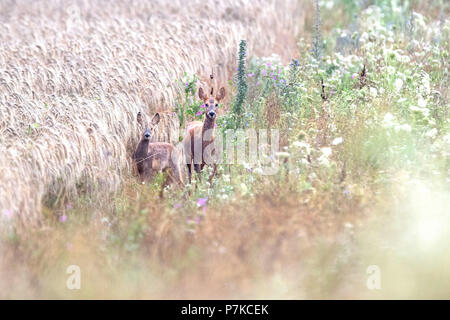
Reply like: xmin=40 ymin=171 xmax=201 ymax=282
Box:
xmin=137 ymin=111 xmax=143 ymax=126
xmin=216 ymin=87 xmax=226 ymax=101
xmin=198 ymin=87 xmax=207 ymax=101
xmin=151 ymin=113 xmax=160 ymax=125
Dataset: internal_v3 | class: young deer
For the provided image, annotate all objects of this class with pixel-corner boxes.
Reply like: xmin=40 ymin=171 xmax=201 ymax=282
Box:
xmin=182 ymin=85 xmax=226 ymax=184
xmin=133 ymin=112 xmax=184 ymax=196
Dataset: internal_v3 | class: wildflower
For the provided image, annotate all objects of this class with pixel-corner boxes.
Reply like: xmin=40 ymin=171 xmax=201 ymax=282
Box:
xmin=418 ymin=97 xmax=427 ymax=108
xmin=173 ymin=203 xmax=182 ymax=209
xmin=195 ymin=216 xmax=200 ymax=224
xmin=60 ymin=215 xmax=67 ymax=223
xmin=197 ymin=197 xmax=208 ymax=207
xmin=332 ymin=137 xmax=344 ymax=145
xmin=382 ymin=113 xmax=396 ymax=127
xmin=387 ymin=66 xmax=395 ymax=74
xmin=321 ymin=147 xmax=332 ymax=157
xmin=369 ymin=87 xmax=378 ymax=98
xmin=200 ymin=103 xmax=206 ymax=108
xmin=351 ymin=73 xmax=357 ymax=80
xmin=66 ymin=203 xmax=73 ymax=210
xmin=425 ymin=128 xmax=438 ymax=138
xmin=185 ymin=82 xmax=189 ymax=87
xmin=261 ymin=69 xmax=267 ymax=76
xmin=248 ymin=73 xmax=254 ymax=77
xmin=195 ymin=111 xmax=202 ymax=116
xmin=395 ymin=124 xmax=412 ymax=133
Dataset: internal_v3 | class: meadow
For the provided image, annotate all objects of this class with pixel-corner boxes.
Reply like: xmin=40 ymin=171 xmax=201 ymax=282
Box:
xmin=0 ymin=0 xmax=449 ymax=299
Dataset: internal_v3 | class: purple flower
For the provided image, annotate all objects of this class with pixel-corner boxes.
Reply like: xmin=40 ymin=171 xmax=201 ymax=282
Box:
xmin=267 ymin=63 xmax=271 ymax=68
xmin=2 ymin=209 xmax=12 ymax=218
xmin=272 ymin=76 xmax=277 ymax=80
xmin=248 ymin=73 xmax=254 ymax=77
xmin=173 ymin=203 xmax=182 ymax=209
xmin=195 ymin=111 xmax=203 ymax=116
xmin=60 ymin=215 xmax=67 ymax=223
xmin=66 ymin=203 xmax=73 ymax=210
xmin=195 ymin=216 xmax=200 ymax=224
xmin=261 ymin=69 xmax=267 ymax=76
xmin=200 ymin=103 xmax=206 ymax=108
xmin=197 ymin=197 xmax=208 ymax=207
xmin=351 ymin=74 xmax=357 ymax=80
xmin=185 ymin=82 xmax=189 ymax=87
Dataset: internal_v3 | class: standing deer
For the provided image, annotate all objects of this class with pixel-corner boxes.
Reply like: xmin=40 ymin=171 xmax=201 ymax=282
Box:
xmin=182 ymin=85 xmax=226 ymax=184
xmin=133 ymin=112 xmax=184 ymax=197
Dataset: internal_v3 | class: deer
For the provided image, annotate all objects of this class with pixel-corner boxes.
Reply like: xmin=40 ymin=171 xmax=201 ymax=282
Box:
xmin=133 ymin=112 xmax=184 ymax=197
xmin=182 ymin=84 xmax=226 ymax=184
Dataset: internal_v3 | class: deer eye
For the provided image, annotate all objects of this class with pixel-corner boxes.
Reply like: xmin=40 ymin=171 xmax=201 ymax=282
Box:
xmin=215 ymin=104 xmax=218 ymax=107
xmin=205 ymin=104 xmax=209 ymax=107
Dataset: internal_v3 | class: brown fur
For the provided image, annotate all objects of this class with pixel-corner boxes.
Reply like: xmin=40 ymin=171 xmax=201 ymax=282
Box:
xmin=182 ymin=85 xmax=226 ymax=184
xmin=133 ymin=113 xmax=184 ymax=195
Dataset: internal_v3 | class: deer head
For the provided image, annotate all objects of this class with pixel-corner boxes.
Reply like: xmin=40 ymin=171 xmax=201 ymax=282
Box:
xmin=137 ymin=112 xmax=160 ymax=141
xmin=198 ymin=85 xmax=226 ymax=120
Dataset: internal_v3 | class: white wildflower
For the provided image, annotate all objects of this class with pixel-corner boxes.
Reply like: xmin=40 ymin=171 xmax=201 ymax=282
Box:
xmin=418 ymin=96 xmax=427 ymax=108
xmin=394 ymin=124 xmax=412 ymax=133
xmin=394 ymin=78 xmax=403 ymax=92
xmin=369 ymin=87 xmax=378 ymax=98
xmin=383 ymin=113 xmax=396 ymax=127
xmin=425 ymin=128 xmax=438 ymax=138
xmin=321 ymin=147 xmax=332 ymax=157
xmin=332 ymin=137 xmax=344 ymax=145
xmin=387 ymin=66 xmax=395 ymax=74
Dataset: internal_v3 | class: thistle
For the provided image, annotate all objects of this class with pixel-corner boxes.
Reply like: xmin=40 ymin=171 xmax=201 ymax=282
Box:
xmin=233 ymin=40 xmax=248 ymax=128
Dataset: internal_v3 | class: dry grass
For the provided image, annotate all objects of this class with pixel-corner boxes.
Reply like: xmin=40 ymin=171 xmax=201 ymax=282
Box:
xmin=0 ymin=0 xmax=305 ymax=227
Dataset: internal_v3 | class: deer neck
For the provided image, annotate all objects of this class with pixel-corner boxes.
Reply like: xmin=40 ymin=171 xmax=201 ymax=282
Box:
xmin=134 ymin=139 xmax=149 ymax=160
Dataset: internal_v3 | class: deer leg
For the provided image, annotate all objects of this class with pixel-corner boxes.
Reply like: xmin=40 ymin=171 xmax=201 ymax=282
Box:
xmin=187 ymin=163 xmax=192 ymax=185
xmin=208 ymin=163 xmax=217 ymax=184
xmin=194 ymin=164 xmax=202 ymax=182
